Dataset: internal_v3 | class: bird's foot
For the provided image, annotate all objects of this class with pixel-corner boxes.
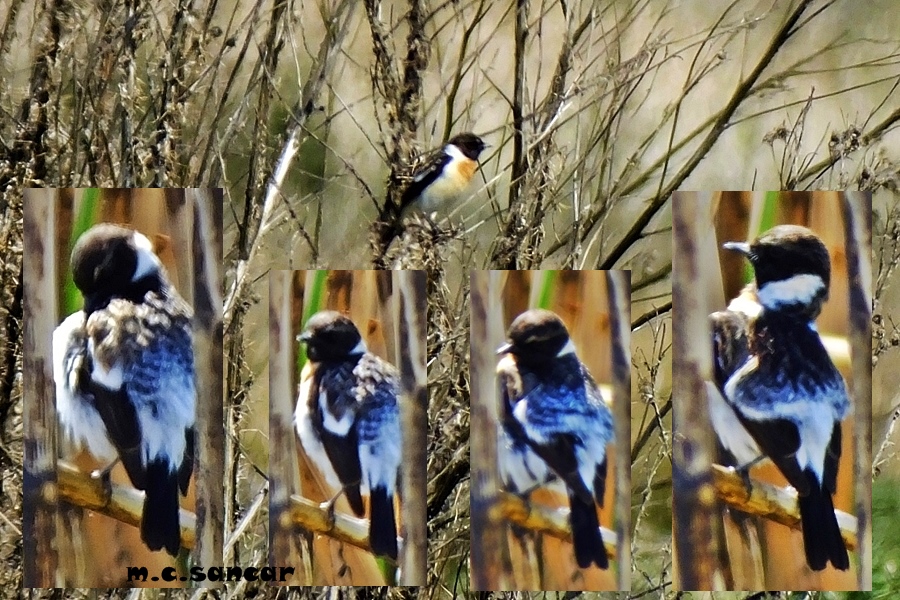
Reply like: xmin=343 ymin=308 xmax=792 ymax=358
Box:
xmin=319 ymin=490 xmax=342 ymax=528
xmin=735 ymin=455 xmax=764 ymax=496
xmin=90 ymin=458 xmax=119 ymax=503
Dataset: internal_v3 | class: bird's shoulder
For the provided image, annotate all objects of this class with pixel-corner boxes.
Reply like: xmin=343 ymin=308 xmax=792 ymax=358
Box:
xmin=580 ymin=364 xmax=610 ymax=410
xmin=710 ymin=308 xmax=752 ymax=391
xmin=411 ymin=145 xmax=452 ymax=184
xmin=353 ymin=352 xmax=400 ymax=402
xmin=85 ymin=294 xmax=193 ymax=377
xmin=400 ymin=146 xmax=453 ymax=207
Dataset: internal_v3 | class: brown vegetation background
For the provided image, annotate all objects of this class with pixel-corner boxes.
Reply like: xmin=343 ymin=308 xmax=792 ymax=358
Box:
xmin=467 ymin=271 xmax=620 ymax=591
xmin=671 ymin=192 xmax=862 ymax=591
xmin=0 ymin=0 xmax=898 ymax=598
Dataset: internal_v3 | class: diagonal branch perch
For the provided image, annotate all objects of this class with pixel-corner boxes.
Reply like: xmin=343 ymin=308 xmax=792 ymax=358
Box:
xmin=492 ymin=492 xmax=619 ymax=559
xmin=285 ymin=494 xmax=398 ymax=557
xmin=711 ymin=463 xmax=857 ymax=551
xmin=57 ymin=462 xmax=197 ymax=550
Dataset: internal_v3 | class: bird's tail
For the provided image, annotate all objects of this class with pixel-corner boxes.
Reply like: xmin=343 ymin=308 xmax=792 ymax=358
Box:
xmin=567 ymin=489 xmax=608 ymax=569
xmin=797 ymin=470 xmax=848 ymax=571
xmin=345 ymin=484 xmax=365 ymax=517
xmin=369 ymin=486 xmax=398 ymax=560
xmin=141 ymin=459 xmax=182 ymax=557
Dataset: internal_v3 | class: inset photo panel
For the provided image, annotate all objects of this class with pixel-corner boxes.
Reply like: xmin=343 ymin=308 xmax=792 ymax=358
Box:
xmin=22 ymin=189 xmax=223 ymax=587
xmin=269 ymin=270 xmax=427 ymax=586
xmin=469 ymin=270 xmax=631 ymax=591
xmin=671 ymin=192 xmax=871 ymax=591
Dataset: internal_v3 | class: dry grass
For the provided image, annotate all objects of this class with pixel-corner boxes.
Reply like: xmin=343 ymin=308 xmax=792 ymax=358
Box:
xmin=1 ymin=0 xmax=899 ymax=598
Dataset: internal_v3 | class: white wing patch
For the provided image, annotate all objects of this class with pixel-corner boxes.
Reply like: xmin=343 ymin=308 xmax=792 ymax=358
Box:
xmin=319 ymin=388 xmax=355 ymax=435
xmin=706 ymin=381 xmax=761 ymax=466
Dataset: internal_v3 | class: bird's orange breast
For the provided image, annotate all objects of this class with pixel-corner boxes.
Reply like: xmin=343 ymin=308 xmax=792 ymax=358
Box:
xmin=453 ymin=156 xmax=478 ymax=183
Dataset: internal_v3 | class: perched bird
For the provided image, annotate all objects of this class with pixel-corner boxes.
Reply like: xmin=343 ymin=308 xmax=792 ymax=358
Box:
xmin=497 ymin=309 xmax=612 ymax=570
xmin=52 ymin=223 xmax=195 ymax=556
xmin=709 ymin=224 xmax=850 ymax=571
xmin=400 ymin=132 xmax=488 ymax=216
xmin=294 ymin=311 xmax=401 ymax=560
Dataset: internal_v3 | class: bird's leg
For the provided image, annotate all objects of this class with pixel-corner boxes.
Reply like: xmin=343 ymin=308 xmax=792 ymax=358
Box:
xmin=509 ymin=492 xmax=534 ymax=540
xmin=735 ymin=455 xmax=765 ymax=495
xmin=320 ymin=488 xmax=346 ymax=528
xmin=90 ymin=457 xmax=120 ymax=502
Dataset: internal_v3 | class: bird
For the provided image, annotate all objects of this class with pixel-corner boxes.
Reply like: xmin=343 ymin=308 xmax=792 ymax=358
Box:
xmin=709 ymin=224 xmax=850 ymax=571
xmin=294 ymin=311 xmax=401 ymax=561
xmin=496 ymin=309 xmax=612 ymax=570
xmin=400 ymin=132 xmax=488 ymax=216
xmin=52 ymin=223 xmax=195 ymax=557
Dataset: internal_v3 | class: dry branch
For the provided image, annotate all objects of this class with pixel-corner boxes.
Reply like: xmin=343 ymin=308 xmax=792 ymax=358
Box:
xmin=672 ymin=192 xmax=717 ymax=590
xmin=548 ymin=1 xmax=822 ymax=263
xmin=191 ymin=191 xmax=225 ymax=583
xmin=492 ymin=492 xmax=619 ymax=559
xmin=606 ymin=269 xmax=632 ymax=589
xmin=711 ymin=464 xmax=857 ymax=551
xmin=366 ymin=0 xmax=431 ymax=261
xmin=396 ymin=270 xmax=427 ymax=585
xmin=57 ymin=462 xmax=196 ymax=550
xmin=469 ymin=270 xmax=502 ymax=590
xmin=285 ymin=494 xmax=393 ymax=557
xmin=842 ymin=192 xmax=873 ymax=590
xmin=269 ymin=270 xmax=306 ymax=584
xmin=22 ymin=191 xmax=58 ymax=586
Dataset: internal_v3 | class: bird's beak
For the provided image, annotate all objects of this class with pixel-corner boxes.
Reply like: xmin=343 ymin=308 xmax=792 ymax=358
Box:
xmin=297 ymin=331 xmax=311 ymax=343
xmin=722 ymin=241 xmax=751 ymax=256
xmin=496 ymin=342 xmax=512 ymax=355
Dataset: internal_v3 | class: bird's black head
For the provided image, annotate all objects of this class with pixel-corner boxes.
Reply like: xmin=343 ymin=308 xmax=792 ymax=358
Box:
xmin=723 ymin=224 xmax=831 ymax=316
xmin=498 ymin=309 xmax=574 ymax=367
xmin=448 ymin=133 xmax=488 ymax=161
xmin=71 ymin=223 xmax=167 ymax=315
xmin=299 ymin=311 xmax=366 ymax=362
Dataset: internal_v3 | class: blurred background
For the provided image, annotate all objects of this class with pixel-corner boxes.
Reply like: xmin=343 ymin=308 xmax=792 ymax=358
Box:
xmin=469 ymin=270 xmax=619 ymax=591
xmin=872 ymin=196 xmax=900 ymax=597
xmin=671 ymin=192 xmax=863 ymax=591
xmin=271 ymin=270 xmax=407 ymax=586
xmin=24 ymin=190 xmax=204 ymax=587
xmin=1 ymin=0 xmax=898 ymax=597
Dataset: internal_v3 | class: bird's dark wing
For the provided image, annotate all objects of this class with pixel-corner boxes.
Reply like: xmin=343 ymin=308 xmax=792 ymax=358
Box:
xmin=528 ymin=432 xmax=593 ymax=501
xmin=314 ymin=361 xmax=365 ymax=516
xmin=78 ymin=317 xmax=143 ymax=487
xmin=593 ymin=459 xmax=607 ymax=507
xmin=730 ymin=413 xmax=808 ymax=494
xmin=86 ymin=380 xmax=147 ymax=490
xmin=710 ymin=309 xmax=808 ymax=491
xmin=823 ymin=422 xmax=841 ymax=494
xmin=179 ymin=427 xmax=194 ymax=495
xmin=87 ymin=296 xmax=196 ymax=493
xmin=400 ymin=149 xmax=451 ymax=208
